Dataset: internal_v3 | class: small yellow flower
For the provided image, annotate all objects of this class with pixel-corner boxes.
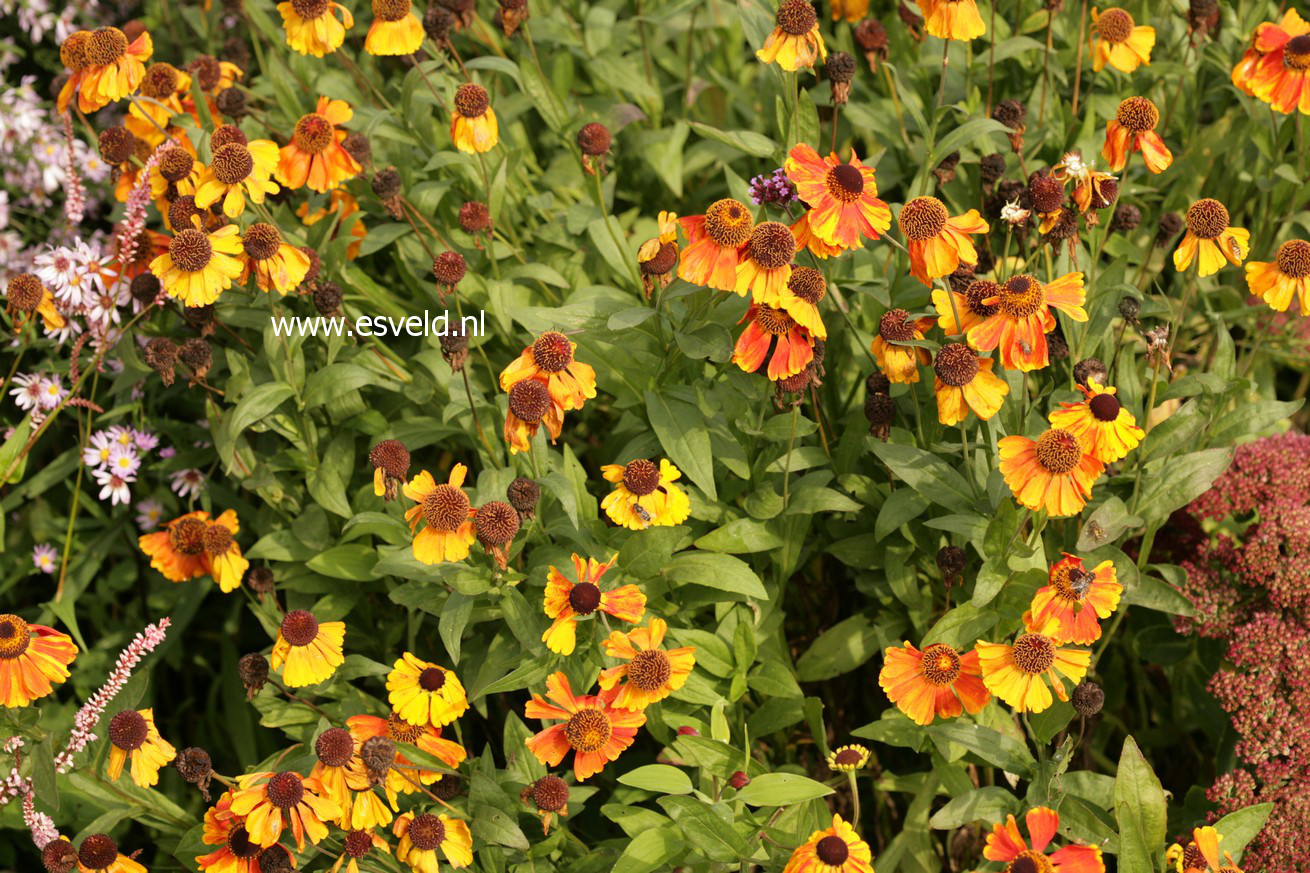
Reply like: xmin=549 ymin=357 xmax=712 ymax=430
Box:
xmin=271 ymin=609 xmax=346 ymax=688
xmin=600 ymin=459 xmax=691 ymax=529
xmin=825 ymin=744 xmax=870 ymax=772
xmin=107 ymin=708 xmax=177 ymax=788
xmin=387 ymin=653 xmax=469 ymax=728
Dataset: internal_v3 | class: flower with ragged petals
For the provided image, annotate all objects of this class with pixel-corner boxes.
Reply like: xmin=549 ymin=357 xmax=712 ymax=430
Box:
xmin=1245 ymin=239 xmax=1310 ymax=313
xmin=598 ymin=618 xmax=696 ymax=710
xmin=138 ymin=509 xmax=247 ymax=592
xmin=784 ymin=144 xmax=890 ymax=252
xmin=74 ymin=833 xmax=146 ymax=873
xmin=541 ymin=553 xmax=645 ymax=654
xmin=347 ymin=712 xmax=467 ymax=808
xmin=932 ymin=342 xmax=1008 ymax=426
xmin=239 ymin=223 xmax=311 ymax=294
xmin=782 ymin=814 xmax=873 ymax=873
xmin=1174 ymin=198 xmax=1250 ymax=277
xmin=196 ymin=791 xmax=278 ymax=872
xmin=393 ymin=811 xmax=472 ymax=872
xmin=998 ymin=427 xmax=1104 ymax=517
xmin=387 ymin=653 xmax=468 ymax=728
xmin=366 ymin=0 xmax=424 ymax=54
xmin=870 ymin=308 xmax=932 ymax=384
xmin=278 ymin=97 xmax=362 ymax=193
xmin=985 ymin=807 xmax=1105 ymax=872
xmin=0 ymin=613 xmax=77 ymax=707
xmin=1047 ymin=378 xmax=1143 ymax=463
xmin=777 ymin=265 xmax=827 ymax=338
xmin=600 ymin=458 xmax=692 ymax=530
xmin=1103 ymin=96 xmax=1172 ymax=173
xmin=733 ymin=303 xmax=815 ymax=381
xmin=756 ymin=0 xmax=827 ymax=72
xmin=1027 ymin=554 xmax=1123 ymax=645
xmin=679 ymin=199 xmax=753 ymax=290
xmin=194 ymin=139 xmax=280 ymax=219
xmin=879 ymin=640 xmax=989 ymax=725
xmin=975 ymin=619 xmax=1091 ymax=713
xmin=1248 ymin=10 xmax=1310 ymax=115
xmin=332 ymin=828 xmax=391 ymax=873
xmin=403 ymin=465 xmax=476 ymax=565
xmin=734 ymin=221 xmax=796 ymax=302
xmin=272 ymin=609 xmax=346 ymax=687
xmin=228 ymin=770 xmax=341 ymax=851
xmin=310 ymin=727 xmax=393 ymax=831
xmin=1090 ymin=6 xmax=1155 ymax=73
xmin=450 ymin=83 xmax=498 ymax=154
xmin=919 ymin=0 xmax=986 ymax=41
xmin=524 ymin=672 xmax=645 ymax=781
xmin=106 ymin=708 xmax=176 ymax=788
xmin=499 ymin=331 xmax=597 ymax=412
xmin=149 ymin=221 xmax=244 ymax=307
xmin=278 ymin=0 xmax=354 ymax=56
xmin=1168 ymin=825 xmax=1243 ymax=873
xmin=967 ymin=273 xmax=1088 ymax=372
xmin=897 ymin=196 xmax=989 ymax=286
xmin=57 ymin=27 xmax=153 ymax=114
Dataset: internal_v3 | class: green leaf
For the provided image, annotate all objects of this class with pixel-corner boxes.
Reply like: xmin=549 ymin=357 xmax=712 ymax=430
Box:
xmin=735 ymin=773 xmax=834 ymax=806
xmin=870 ymin=442 xmax=974 ymax=512
xmin=662 ymin=551 xmax=768 ymax=600
xmin=619 ymin=764 xmax=695 ymax=795
xmin=470 ymin=802 xmax=530 ymax=850
xmin=305 ymin=544 xmax=377 ymax=580
xmin=646 ymin=389 xmax=716 ymax=500
xmin=0 ymin=415 xmax=31 ymax=485
xmin=927 ymin=722 xmax=1037 ymax=777
xmin=928 ymin=787 xmax=1018 ymax=829
xmin=795 ymin=614 xmax=881 ymax=681
xmin=658 ymin=796 xmax=749 ymax=863
xmin=1136 ymin=448 xmax=1233 ymax=523
xmin=694 ymin=518 xmax=782 ymax=553
xmin=875 ymin=488 xmax=931 ymax=540
xmin=933 ymin=118 xmax=1012 ymax=161
xmin=1114 ymin=735 xmax=1167 ymax=873
xmin=220 ymin=383 xmax=296 ymax=468
xmin=439 ymin=592 xmax=473 ymax=664
xmin=613 ymin=825 xmax=686 ymax=873
xmin=688 ymin=121 xmax=779 ymax=158
xmin=1210 ymin=803 xmax=1275 ymax=863
xmin=1077 ymin=496 xmax=1143 ymax=551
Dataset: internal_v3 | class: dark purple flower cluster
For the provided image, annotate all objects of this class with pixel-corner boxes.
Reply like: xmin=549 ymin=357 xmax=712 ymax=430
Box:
xmin=748 ymin=168 xmax=797 ymax=207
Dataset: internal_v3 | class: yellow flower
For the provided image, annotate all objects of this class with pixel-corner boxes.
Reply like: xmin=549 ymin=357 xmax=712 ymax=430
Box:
xmin=1173 ymin=198 xmax=1250 ymax=277
xmin=393 ymin=812 xmax=473 ymax=871
xmin=309 ymin=727 xmax=393 ymax=831
xmin=825 ymin=744 xmax=870 ymax=772
xmin=240 ymin=223 xmax=312 ymax=294
xmin=451 ymin=83 xmax=498 ymax=154
xmin=271 ymin=609 xmax=346 ymax=687
xmin=149 ymin=222 xmax=244 ymax=307
xmin=193 ymin=139 xmax=280 ymax=218
xmin=783 ymin=814 xmax=874 ymax=872
xmin=998 ymin=428 xmax=1104 ymax=517
xmin=757 ymin=0 xmax=827 ymax=72
xmin=1245 ymin=239 xmax=1310 ymax=313
xmin=870 ymin=309 xmax=933 ymax=384
xmin=58 ymin=27 xmax=153 ymax=114
xmin=932 ymin=343 xmax=1008 ymax=426
xmin=921 ymin=0 xmax=986 ymax=41
xmin=228 ymin=770 xmax=341 ymax=851
xmin=974 ymin=620 xmax=1091 ymax=713
xmin=541 ymin=554 xmax=645 ymax=655
xmin=598 ymin=618 xmax=696 ymax=710
xmin=387 ymin=653 xmax=469 ymax=728
xmin=1091 ymin=6 xmax=1155 ymax=73
xmin=107 ymin=708 xmax=177 ymax=788
xmin=600 ymin=458 xmax=691 ymax=530
xmin=332 ymin=829 xmax=391 ymax=873
xmin=365 ymin=0 xmax=424 ymax=55
xmin=403 ymin=465 xmax=477 ymax=565
xmin=1047 ymin=379 xmax=1143 ymax=463
xmin=278 ymin=0 xmax=354 ymax=56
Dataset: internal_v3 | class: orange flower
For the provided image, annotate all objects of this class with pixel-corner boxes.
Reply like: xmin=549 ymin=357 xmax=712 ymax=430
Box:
xmin=966 ymin=273 xmax=1087 ymax=372
xmin=897 ymin=196 xmax=989 ymax=287
xmin=1173 ymin=198 xmax=1250 ymax=277
xmin=783 ymin=815 xmax=874 ymax=873
xmin=278 ymin=97 xmax=362 ymax=193
xmin=524 ymin=672 xmax=645 ymax=781
xmin=678 ymin=199 xmax=753 ymax=291
xmin=869 ymin=309 xmax=933 ymax=384
xmin=975 ymin=620 xmax=1092 ymax=713
xmin=732 ymin=303 xmax=815 ymax=381
xmin=1102 ymin=97 xmax=1172 ymax=173
xmin=1048 ymin=379 xmax=1143 ymax=463
xmin=790 ymin=211 xmax=844 ymax=259
xmin=1232 ymin=19 xmax=1286 ymax=96
xmin=920 ymin=0 xmax=986 ymax=41
xmin=783 ymin=144 xmax=890 ymax=252
xmin=984 ymin=807 xmax=1105 ymax=873
xmin=932 ymin=343 xmax=1009 ymax=426
xmin=541 ymin=553 xmax=645 ymax=655
xmin=240 ymin=223 xmax=312 ymax=295
xmin=227 ymin=771 xmax=341 ymax=851
xmin=1090 ymin=6 xmax=1155 ymax=73
xmin=933 ymin=278 xmax=999 ymax=336
xmin=403 ymin=465 xmax=477 ymax=565
xmin=735 ymin=221 xmax=796 ymax=303
xmin=778 ymin=265 xmax=827 ymax=338
xmin=126 ymin=62 xmax=191 ymax=145
xmin=309 ymin=727 xmax=392 ymax=831
xmin=0 ymin=614 xmax=77 ymax=708
xmin=1248 ymin=10 xmax=1310 ymax=114
xmin=347 ymin=713 xmax=467 ymax=808
xmin=598 ymin=618 xmax=696 ymax=710
xmin=878 ymin=640 xmax=989 ymax=725
xmin=997 ymin=428 xmax=1104 ymax=517
xmin=1026 ymin=554 xmax=1123 ymax=645
xmin=138 ymin=510 xmax=249 ymax=592
xmin=1246 ymin=239 xmax=1310 ymax=313
xmin=197 ymin=790 xmax=293 ymax=872
xmin=500 ymin=331 xmax=597 ymax=412
xmin=503 ymin=378 xmax=564 ymax=454
xmin=58 ymin=27 xmax=153 ymax=114
xmin=1171 ymin=826 xmax=1241 ymax=873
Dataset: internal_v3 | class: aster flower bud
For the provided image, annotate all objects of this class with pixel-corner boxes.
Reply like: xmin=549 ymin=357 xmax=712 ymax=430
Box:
xmin=854 ymin=18 xmax=889 ymax=70
xmin=506 ymin=476 xmax=539 ymax=519
xmin=1072 ymin=680 xmax=1104 ymax=717
xmin=728 ymin=771 xmax=750 ymax=789
xmin=238 ymin=652 xmax=268 ymax=698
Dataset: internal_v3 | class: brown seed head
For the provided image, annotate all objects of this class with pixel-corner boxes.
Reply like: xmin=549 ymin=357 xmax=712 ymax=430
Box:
xmin=316 ymin=727 xmax=356 ymax=767
xmin=1012 ymin=632 xmax=1057 ymax=674
xmin=247 ymin=566 xmax=275 ymax=594
xmin=1073 ymin=357 xmax=1108 ymax=387
xmin=159 ymin=146 xmax=196 ymax=183
xmin=421 ymin=484 xmax=471 ymax=531
xmin=202 ymin=522 xmax=233 ymax=556
xmin=878 ymin=308 xmax=916 ymax=342
xmin=1072 ymin=680 xmax=1105 ymax=717
xmin=1027 ymin=173 xmax=1064 ymax=213
xmin=508 ymin=378 xmax=552 ymax=423
xmin=97 ymin=127 xmax=137 ymax=165
xmin=992 ymin=99 xmax=1027 ymax=131
xmin=747 ymin=221 xmax=796 ymax=269
xmin=280 ymin=609 xmax=320 ymax=646
xmin=1115 ymin=96 xmax=1159 ymax=132
xmin=169 ymin=229 xmax=213 ymax=273
xmin=622 ymin=458 xmax=661 ymax=496
xmin=265 ymin=772 xmax=305 ymax=809
xmin=60 ymin=31 xmax=91 ymax=71
xmin=238 ymin=652 xmax=269 ymax=693
xmin=826 ymin=51 xmax=856 ymax=83
xmin=576 ymin=122 xmax=611 ymax=156
xmin=933 ymin=343 xmax=979 ymax=387
xmin=42 ymin=840 xmax=78 ymax=873
xmin=189 ymin=54 xmax=222 ymax=91
xmin=530 ymin=774 xmax=569 ymax=811
xmin=703 ymin=198 xmax=753 ymax=247
xmin=313 ymin=282 xmax=343 ymax=316
xmin=77 ymin=835 xmax=119 ymax=871
xmin=108 ymin=709 xmax=148 ymax=751
xmin=371 ymin=166 xmax=402 ymax=200
xmin=776 ymin=0 xmax=817 ymax=35
xmin=507 ymin=477 xmax=540 ymax=513
xmin=531 ymin=331 xmax=573 ymax=372
xmin=787 ymin=266 xmax=826 ymax=305
xmin=211 ymin=143 xmax=254 ymax=185
xmin=242 ymin=223 xmax=282 ymax=261
xmin=174 ymin=746 xmax=213 ymax=785
xmin=140 ymin=62 xmax=180 ymax=99
xmin=1095 ymin=7 xmax=1134 ymax=43
xmin=454 ymin=83 xmax=490 ymax=118
xmin=1275 ymin=239 xmax=1310 ymax=278
xmin=6 ymin=273 xmax=45 ymax=312
xmin=169 ymin=516 xmax=207 ymax=555
xmin=369 ymin=439 xmax=410 ymax=479
xmin=216 ymin=88 xmax=247 ymax=119
xmin=474 ymin=500 xmax=520 ymax=545
xmin=432 ymin=251 xmax=466 ymax=286
xmin=1034 ymin=428 xmax=1083 ymax=474
xmin=210 ymin=125 xmax=249 ymax=153
xmin=898 ymin=196 xmax=948 ymax=240
xmin=1185 ymin=198 xmax=1229 ymax=239
xmin=459 ymin=200 xmax=490 ymax=232
xmin=180 ymin=338 xmax=212 ymax=373
xmin=85 ymin=27 xmax=128 ymax=67
xmin=408 ymin=813 xmax=447 ymax=850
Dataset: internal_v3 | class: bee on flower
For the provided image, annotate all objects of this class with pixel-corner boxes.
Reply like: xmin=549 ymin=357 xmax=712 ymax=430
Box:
xmin=878 ymin=640 xmax=989 ymax=725
xmin=451 ymin=83 xmax=499 ymax=154
xmin=1048 ymin=378 xmax=1144 ymax=463
xmin=998 ymin=427 xmax=1104 ymax=517
xmin=1246 ymin=239 xmax=1310 ymax=313
xmin=1027 ymin=554 xmax=1123 ymax=645
xmin=756 ymin=0 xmax=827 ymax=72
xmin=783 ymin=144 xmax=891 ymax=252
xmin=278 ymin=0 xmax=354 ymax=56
xmin=403 ymin=465 xmax=477 ymax=564
xmin=975 ymin=618 xmax=1092 ymax=713
xmin=897 ymin=196 xmax=989 ymax=287
xmin=870 ymin=309 xmax=933 ymax=384
xmin=1102 ymin=96 xmax=1173 ymax=174
xmin=524 ymin=672 xmax=646 ymax=781
xmin=1173 ymin=198 xmax=1250 ymax=277
xmin=0 ymin=613 xmax=77 ymax=708
xmin=600 ymin=458 xmax=692 ymax=529
xmin=966 ymin=273 xmax=1088 ymax=372
xmin=984 ymin=807 xmax=1105 ymax=873
xmin=679 ymin=199 xmax=754 ymax=290
xmin=782 ymin=815 xmax=874 ymax=873
xmin=541 ymin=553 xmax=645 ymax=655
xmin=1090 ymin=6 xmax=1155 ymax=73
xmin=598 ymin=618 xmax=696 ymax=710
xmin=279 ymin=98 xmax=363 ymax=193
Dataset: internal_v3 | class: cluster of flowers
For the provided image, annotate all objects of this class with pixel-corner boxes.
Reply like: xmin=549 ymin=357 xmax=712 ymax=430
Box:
xmin=79 ymin=424 xmax=158 ymax=505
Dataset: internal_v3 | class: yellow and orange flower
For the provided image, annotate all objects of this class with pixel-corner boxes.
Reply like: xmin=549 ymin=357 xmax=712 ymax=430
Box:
xmin=932 ymin=342 xmax=1009 ymax=426
xmin=790 ymin=211 xmax=844 ymax=259
xmin=934 ymin=278 xmax=998 ymax=336
xmin=1173 ymin=198 xmax=1250 ymax=277
xmin=966 ymin=273 xmax=1087 ymax=372
xmin=1248 ymin=10 xmax=1310 ymax=115
xmin=138 ymin=510 xmax=249 ymax=592
xmin=777 ymin=265 xmax=827 ymax=338
xmin=600 ymin=458 xmax=692 ymax=529
xmin=975 ymin=620 xmax=1091 ymax=713
xmin=1168 ymin=826 xmax=1242 ymax=873
xmin=1233 ymin=21 xmax=1278 ymax=96
xmin=734 ymin=221 xmax=796 ymax=303
xmin=878 ymin=641 xmax=989 ymax=726
xmin=451 ymin=83 xmax=498 ymax=154
xmin=985 ymin=807 xmax=1105 ymax=873
xmin=783 ymin=144 xmax=890 ymax=252
xmin=278 ymin=98 xmax=362 ymax=193
xmin=830 ymin=0 xmax=867 ymax=23
xmin=197 ymin=790 xmax=290 ymax=872
xmin=228 ymin=771 xmax=341 ymax=851
xmin=150 ymin=221 xmax=245 ymax=307
xmin=1246 ymin=239 xmax=1310 ymax=313
xmin=756 ymin=0 xmax=827 ymax=72
xmin=271 ymin=609 xmax=346 ymax=688
xmin=299 ymin=189 xmax=367 ymax=259
xmin=500 ymin=331 xmax=597 ymax=412
xmin=1090 ymin=6 xmax=1155 ymax=73
xmin=679 ymin=199 xmax=754 ymax=291
xmin=58 ymin=27 xmax=153 ymax=114
xmin=733 ymin=303 xmax=815 ymax=381
xmin=541 ymin=553 xmax=645 ymax=654
xmin=68 ymin=834 xmax=145 ymax=873
xmin=365 ymin=0 xmax=424 ymax=55
xmin=503 ymin=377 xmax=564 ymax=454
xmin=4 ymin=274 xmax=66 ymax=334
xmin=1053 ymin=153 xmax=1116 ymax=215
xmin=347 ymin=712 xmax=467 ymax=807
xmin=279 ymin=0 xmax=353 ymax=56
xmin=126 ymin=62 xmax=191 ymax=145
xmin=403 ymin=465 xmax=477 ymax=565
xmin=194 ymin=139 xmax=280 ymax=219
xmin=782 ymin=815 xmax=874 ymax=873
xmin=524 ymin=671 xmax=645 ymax=781
xmin=1048 ymin=379 xmax=1143 ymax=463
xmin=387 ymin=653 xmax=468 ymax=728
xmin=920 ymin=0 xmax=986 ymax=41
xmin=107 ymin=708 xmax=176 ymax=788
xmin=1102 ymin=97 xmax=1172 ymax=174
xmin=898 ymin=196 xmax=989 ymax=287
xmin=598 ymin=618 xmax=696 ymax=710
xmin=1027 ymin=554 xmax=1123 ymax=645
xmin=240 ymin=223 xmax=312 ymax=295
xmin=309 ymin=727 xmax=392 ymax=831
xmin=998 ymin=428 xmax=1105 ymax=517
xmin=0 ymin=614 xmax=77 ymax=708
xmin=331 ymin=829 xmax=391 ymax=873
xmin=870 ymin=309 xmax=933 ymax=384
xmin=393 ymin=811 xmax=472 ymax=872
xmin=637 ymin=210 xmax=680 ymax=297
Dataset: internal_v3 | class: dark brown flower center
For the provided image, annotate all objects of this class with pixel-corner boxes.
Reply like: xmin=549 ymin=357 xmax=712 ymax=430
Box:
xmin=141 ymin=63 xmax=180 ymax=98
xmin=641 ymin=241 xmax=679 ymax=275
xmin=422 ymin=484 xmax=471 ymax=531
xmin=1115 ymin=96 xmax=1159 ymax=132
xmin=6 ymin=274 xmax=45 ymax=312
xmin=508 ymin=379 xmax=552 ymax=423
xmin=1089 ymin=392 xmax=1121 ymax=421
xmin=998 ymin=275 xmax=1045 ymax=319
xmin=169 ymin=516 xmax=208 ymax=555
xmin=878 ymin=308 xmax=915 ymax=341
xmin=1028 ymin=174 xmax=1065 ymax=214
xmin=920 ymin=643 xmax=962 ymax=685
xmin=833 ymin=748 xmax=864 ymax=767
xmin=747 ymin=221 xmax=796 ymax=270
xmin=1095 ymin=7 xmax=1134 ymax=43
xmin=568 ymin=582 xmax=602 ymax=615
xmin=962 ymin=280 xmax=1000 ymax=317
xmin=1034 ymin=428 xmax=1084 ymax=474
xmin=454 ymin=83 xmax=490 ymax=118
xmin=344 ymin=830 xmax=374 ymax=858
xmin=266 ymin=772 xmax=305 ymax=809
xmin=898 ymin=196 xmax=948 ymax=240
xmin=577 ymin=122 xmax=611 ymax=156
xmin=158 ymin=147 xmax=196 ymax=183
xmin=78 ymin=835 xmax=119 ymax=871
xmin=408 ymin=813 xmax=446 ymax=850
xmin=933 ymin=343 xmax=980 ymax=387
xmin=1185 ymin=198 xmax=1229 ymax=239
xmin=369 ymin=439 xmax=410 ymax=477
xmin=1276 ymin=239 xmax=1310 ymax=278
xmin=474 ymin=501 xmax=520 ymax=545
xmin=622 ymin=458 xmax=661 ymax=496
xmin=293 ymin=114 xmax=334 ymax=154
xmin=315 ymin=727 xmax=355 ymax=767
xmin=1006 ymin=850 xmax=1055 ymax=873
xmin=242 ymin=223 xmax=282 ymax=262
xmin=1012 ymin=634 xmax=1057 ymax=675
xmin=200 ymin=522 xmax=233 ymax=556
xmin=211 ymin=124 xmax=249 ymax=152
xmin=531 ymin=331 xmax=573 ymax=372
xmin=169 ymin=229 xmax=214 ymax=273
xmin=109 ymin=709 xmax=149 ymax=751
xmin=531 ymin=774 xmax=569 ymax=811
xmin=756 ymin=305 xmax=796 ymax=336
xmin=628 ymin=649 xmax=673 ymax=691
xmin=228 ymin=826 xmax=261 ymax=859
xmin=825 ymin=163 xmax=864 ymax=202
xmin=280 ymin=609 xmax=320 ymax=647
xmin=61 ymin=32 xmax=91 ymax=71
xmin=0 ymin=616 xmax=31 ymax=660
xmin=704 ymin=198 xmax=753 ymax=247
xmin=211 ymin=143 xmax=254 ymax=185
xmin=373 ymin=0 xmax=412 ymax=21
xmin=815 ymin=834 xmax=850 ymax=866
xmin=419 ymin=667 xmax=447 ymax=691
xmin=190 ymin=55 xmax=221 ymax=90
xmin=387 ymin=710 xmax=425 ymax=743
xmin=1287 ymin=34 xmax=1310 ymax=69
xmin=564 ymin=709 xmax=612 ymax=752
xmin=787 ymin=266 xmax=826 ymax=304
xmin=291 ymin=0 xmax=331 ymax=18
xmin=85 ymin=27 xmax=128 ymax=67
xmin=776 ymin=0 xmax=817 ymax=35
